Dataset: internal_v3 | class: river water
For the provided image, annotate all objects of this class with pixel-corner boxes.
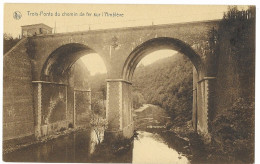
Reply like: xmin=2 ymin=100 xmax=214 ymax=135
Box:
xmin=3 ymin=104 xmax=193 ymax=163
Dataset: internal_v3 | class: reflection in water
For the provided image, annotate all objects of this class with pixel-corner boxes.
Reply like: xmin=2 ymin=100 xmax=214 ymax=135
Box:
xmin=89 ymin=128 xmax=104 ymax=155
xmin=3 ymin=129 xmax=99 ymax=162
xmin=4 ymin=128 xmax=190 ymax=163
xmin=4 ymin=129 xmax=190 ymax=163
xmin=4 ymin=105 xmax=192 ymax=163
xmin=133 ymin=131 xmax=189 ymax=164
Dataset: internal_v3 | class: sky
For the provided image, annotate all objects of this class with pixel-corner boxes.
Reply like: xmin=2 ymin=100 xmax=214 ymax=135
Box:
xmin=3 ymin=4 xmax=238 ymax=37
xmin=81 ymin=50 xmax=177 ymax=75
xmin=80 ymin=54 xmax=107 ymax=75
xmin=3 ymin=4 xmax=249 ymax=75
xmin=136 ymin=50 xmax=177 ymax=67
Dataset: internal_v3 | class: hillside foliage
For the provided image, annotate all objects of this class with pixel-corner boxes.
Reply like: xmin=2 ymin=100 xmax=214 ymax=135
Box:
xmin=132 ymin=53 xmax=193 ymax=122
xmin=85 ymin=52 xmax=194 ymax=122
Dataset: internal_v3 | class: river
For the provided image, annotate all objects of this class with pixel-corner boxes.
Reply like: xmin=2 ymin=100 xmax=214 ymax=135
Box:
xmin=3 ymin=104 xmax=194 ymax=163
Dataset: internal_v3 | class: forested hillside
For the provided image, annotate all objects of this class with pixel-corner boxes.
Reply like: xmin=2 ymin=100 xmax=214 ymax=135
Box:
xmin=132 ymin=53 xmax=193 ymax=122
xmin=86 ymin=52 xmax=194 ymax=122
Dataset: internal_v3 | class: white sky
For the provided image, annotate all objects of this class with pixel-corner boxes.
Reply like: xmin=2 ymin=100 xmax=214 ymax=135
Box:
xmin=81 ymin=50 xmax=177 ymax=75
xmin=137 ymin=50 xmax=177 ymax=67
xmin=3 ymin=4 xmax=240 ymax=38
xmin=80 ymin=54 xmax=107 ymax=75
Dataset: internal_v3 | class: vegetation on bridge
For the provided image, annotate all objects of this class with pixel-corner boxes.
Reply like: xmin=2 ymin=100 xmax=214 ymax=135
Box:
xmin=206 ymin=6 xmax=255 ymax=163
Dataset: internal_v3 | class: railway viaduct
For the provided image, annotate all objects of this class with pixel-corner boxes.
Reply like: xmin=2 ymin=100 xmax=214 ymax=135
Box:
xmin=3 ymin=20 xmax=219 ymax=142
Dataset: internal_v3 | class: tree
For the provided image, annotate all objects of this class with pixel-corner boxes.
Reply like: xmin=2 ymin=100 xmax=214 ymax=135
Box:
xmin=3 ymin=33 xmax=21 ymax=54
xmin=132 ymin=91 xmax=145 ymax=109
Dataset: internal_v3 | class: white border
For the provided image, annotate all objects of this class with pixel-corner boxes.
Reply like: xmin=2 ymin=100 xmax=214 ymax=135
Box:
xmin=0 ymin=0 xmax=259 ymax=164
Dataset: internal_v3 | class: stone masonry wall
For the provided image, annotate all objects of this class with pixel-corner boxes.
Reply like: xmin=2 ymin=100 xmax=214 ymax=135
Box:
xmin=3 ymin=39 xmax=35 ymax=141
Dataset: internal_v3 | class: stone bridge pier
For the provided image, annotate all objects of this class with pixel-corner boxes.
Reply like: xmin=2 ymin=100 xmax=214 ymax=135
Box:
xmin=105 ymin=79 xmax=134 ymax=138
xmin=105 ymin=74 xmax=216 ymax=141
xmin=192 ymin=69 xmax=216 ymax=141
xmin=104 ymin=73 xmax=217 ymax=141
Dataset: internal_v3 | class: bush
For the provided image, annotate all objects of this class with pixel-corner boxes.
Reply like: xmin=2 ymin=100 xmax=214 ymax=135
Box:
xmin=68 ymin=123 xmax=74 ymax=128
xmin=212 ymin=98 xmax=254 ymax=162
xmin=132 ymin=91 xmax=145 ymax=109
xmin=91 ymin=94 xmax=105 ymax=117
xmin=60 ymin=127 xmax=66 ymax=132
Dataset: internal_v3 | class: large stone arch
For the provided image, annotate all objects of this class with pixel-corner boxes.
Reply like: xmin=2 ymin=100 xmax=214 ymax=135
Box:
xmin=40 ymin=43 xmax=108 ymax=83
xmin=122 ymin=37 xmax=204 ymax=82
xmin=106 ymin=37 xmax=212 ymax=140
xmin=34 ymin=43 xmax=107 ymax=138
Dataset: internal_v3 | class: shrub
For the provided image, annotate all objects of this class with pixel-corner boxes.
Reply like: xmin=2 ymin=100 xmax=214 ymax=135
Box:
xmin=60 ymin=127 xmax=66 ymax=132
xmin=68 ymin=123 xmax=73 ymax=128
xmin=212 ymin=98 xmax=254 ymax=162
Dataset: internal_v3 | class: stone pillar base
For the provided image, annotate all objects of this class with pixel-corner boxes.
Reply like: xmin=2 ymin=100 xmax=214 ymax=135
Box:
xmin=198 ymin=131 xmax=212 ymax=144
xmin=196 ymin=76 xmax=216 ymax=141
xmin=122 ymin=122 xmax=134 ymax=138
xmin=104 ymin=122 xmax=134 ymax=141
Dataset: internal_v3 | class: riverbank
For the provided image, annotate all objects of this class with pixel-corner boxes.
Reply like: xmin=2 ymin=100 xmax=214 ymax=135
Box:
xmin=167 ymin=120 xmax=210 ymax=163
xmin=3 ymin=104 xmax=208 ymax=163
xmin=133 ymin=104 xmax=226 ymax=163
xmin=166 ymin=109 xmax=253 ymax=164
xmin=3 ymin=126 xmax=87 ymax=155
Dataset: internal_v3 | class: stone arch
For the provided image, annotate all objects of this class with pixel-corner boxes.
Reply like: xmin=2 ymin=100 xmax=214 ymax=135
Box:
xmin=36 ymin=43 xmax=107 ymax=138
xmin=112 ymin=37 xmax=209 ymax=138
xmin=41 ymin=43 xmax=107 ymax=82
xmin=122 ymin=37 xmax=204 ymax=82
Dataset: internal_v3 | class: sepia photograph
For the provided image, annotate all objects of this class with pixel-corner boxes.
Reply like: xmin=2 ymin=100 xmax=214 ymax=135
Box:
xmin=2 ymin=2 xmax=256 ymax=163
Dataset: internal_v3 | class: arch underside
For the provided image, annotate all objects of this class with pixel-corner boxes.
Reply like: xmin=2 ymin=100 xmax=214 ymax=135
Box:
xmin=122 ymin=37 xmax=203 ymax=82
xmin=41 ymin=43 xmax=96 ymax=82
